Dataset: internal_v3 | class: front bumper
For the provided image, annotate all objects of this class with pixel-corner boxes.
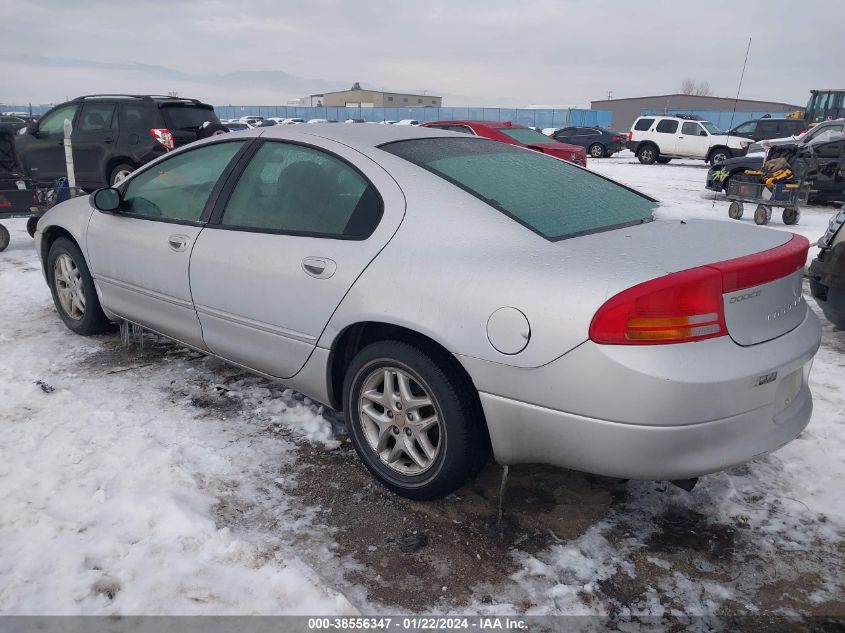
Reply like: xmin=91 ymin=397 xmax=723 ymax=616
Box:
xmin=461 ymin=309 xmax=821 ymax=480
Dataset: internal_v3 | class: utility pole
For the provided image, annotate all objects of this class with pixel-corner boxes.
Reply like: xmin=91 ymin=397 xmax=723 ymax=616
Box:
xmin=606 ymin=90 xmax=613 ymax=101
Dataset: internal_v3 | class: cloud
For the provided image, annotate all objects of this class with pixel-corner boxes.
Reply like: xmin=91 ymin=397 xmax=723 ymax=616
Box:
xmin=0 ymin=0 xmax=840 ymax=107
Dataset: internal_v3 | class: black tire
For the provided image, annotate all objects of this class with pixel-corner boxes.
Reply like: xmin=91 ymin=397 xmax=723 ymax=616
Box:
xmin=656 ymin=157 xmax=672 ymax=164
xmin=26 ymin=216 xmax=39 ymax=238
xmin=196 ymin=123 xmax=229 ymax=139
xmin=46 ymin=237 xmax=110 ymax=335
xmin=109 ymin=163 xmax=135 ymax=186
xmin=754 ymin=205 xmax=772 ymax=226
xmin=728 ymin=201 xmax=744 ymax=219
xmin=709 ymin=149 xmax=731 ymax=166
xmin=782 ymin=208 xmax=800 ymax=225
xmin=0 ymin=223 xmax=9 ymax=252
xmin=588 ymin=143 xmax=606 ymax=158
xmin=343 ymin=340 xmax=489 ymax=500
xmin=637 ymin=144 xmax=658 ymax=165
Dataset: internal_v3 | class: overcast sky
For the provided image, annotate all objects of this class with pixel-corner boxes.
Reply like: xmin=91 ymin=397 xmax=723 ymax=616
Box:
xmin=1 ymin=0 xmax=840 ymax=108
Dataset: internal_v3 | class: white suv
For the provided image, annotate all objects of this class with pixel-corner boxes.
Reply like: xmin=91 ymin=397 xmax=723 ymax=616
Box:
xmin=627 ymin=115 xmax=751 ymax=165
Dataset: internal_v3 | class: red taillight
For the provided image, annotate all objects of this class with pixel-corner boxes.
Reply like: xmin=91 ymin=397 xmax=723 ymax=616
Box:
xmin=0 ymin=194 xmax=10 ymax=209
xmin=613 ymin=135 xmax=622 ymax=142
xmin=627 ymin=131 xmax=632 ymax=142
xmin=150 ymin=128 xmax=174 ymax=151
xmin=589 ymin=267 xmax=726 ymax=345
xmin=589 ymin=235 xmax=809 ymax=345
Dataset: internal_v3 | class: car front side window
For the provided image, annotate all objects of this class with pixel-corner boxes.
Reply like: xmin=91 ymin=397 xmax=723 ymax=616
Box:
xmin=220 ymin=141 xmax=382 ymax=238
xmin=120 ymin=141 xmax=245 ymax=222
xmin=37 ymin=105 xmax=79 ymax=135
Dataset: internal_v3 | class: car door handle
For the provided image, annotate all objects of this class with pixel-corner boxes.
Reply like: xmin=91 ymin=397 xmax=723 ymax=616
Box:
xmin=104 ymin=136 xmax=113 ymax=143
xmin=302 ymin=257 xmax=337 ymax=279
xmin=168 ymin=234 xmax=190 ymax=252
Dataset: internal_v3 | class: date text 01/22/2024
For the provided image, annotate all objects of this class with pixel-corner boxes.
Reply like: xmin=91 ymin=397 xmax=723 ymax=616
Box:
xmin=306 ymin=617 xmax=528 ymax=630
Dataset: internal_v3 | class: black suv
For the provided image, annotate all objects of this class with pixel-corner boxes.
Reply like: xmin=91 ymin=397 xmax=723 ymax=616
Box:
xmin=727 ymin=117 xmax=805 ymax=142
xmin=15 ymin=95 xmax=225 ymax=190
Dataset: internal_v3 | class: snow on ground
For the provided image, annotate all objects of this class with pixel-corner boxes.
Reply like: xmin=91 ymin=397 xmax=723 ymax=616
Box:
xmin=0 ymin=156 xmax=843 ymax=620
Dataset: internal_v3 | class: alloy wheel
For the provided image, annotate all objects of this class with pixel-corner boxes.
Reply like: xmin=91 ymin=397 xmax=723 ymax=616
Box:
xmin=53 ymin=253 xmax=86 ymax=320
xmin=112 ymin=169 xmax=132 ymax=185
xmin=357 ymin=366 xmax=443 ymax=476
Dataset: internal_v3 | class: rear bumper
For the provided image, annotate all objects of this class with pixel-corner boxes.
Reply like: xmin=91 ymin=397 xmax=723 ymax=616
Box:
xmin=625 ymin=140 xmax=639 ymax=153
xmin=461 ymin=309 xmax=821 ymax=480
xmin=480 ymin=378 xmax=812 ymax=480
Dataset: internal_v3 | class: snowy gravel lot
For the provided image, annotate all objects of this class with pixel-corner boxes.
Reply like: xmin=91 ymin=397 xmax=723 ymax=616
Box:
xmin=1 ymin=154 xmax=843 ymax=622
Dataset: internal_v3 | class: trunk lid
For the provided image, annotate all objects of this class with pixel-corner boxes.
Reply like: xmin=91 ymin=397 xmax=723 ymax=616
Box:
xmin=566 ymin=219 xmax=808 ymax=346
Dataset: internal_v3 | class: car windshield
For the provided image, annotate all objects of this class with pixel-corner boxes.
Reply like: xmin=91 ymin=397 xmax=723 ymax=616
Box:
xmin=700 ymin=121 xmax=722 ymax=134
xmin=497 ymin=127 xmax=553 ymax=145
xmin=381 ymin=137 xmax=656 ymax=241
xmin=161 ymin=105 xmax=219 ymax=129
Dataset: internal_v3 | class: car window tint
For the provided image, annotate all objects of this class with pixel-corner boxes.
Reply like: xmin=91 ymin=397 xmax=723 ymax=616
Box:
xmin=122 ymin=141 xmax=245 ymax=222
xmin=681 ymin=122 xmax=702 ymax=135
xmin=382 ymin=137 xmax=655 ymax=241
xmin=734 ymin=121 xmax=756 ymax=134
xmin=79 ymin=103 xmax=116 ymax=131
xmin=655 ymin=120 xmax=679 ymax=133
xmin=119 ymin=103 xmax=148 ymax=129
xmin=38 ymin=105 xmax=79 ymax=135
xmin=221 ymin=142 xmax=382 ymax=238
xmin=448 ymin=125 xmax=474 ymax=134
xmin=633 ymin=118 xmax=654 ymax=131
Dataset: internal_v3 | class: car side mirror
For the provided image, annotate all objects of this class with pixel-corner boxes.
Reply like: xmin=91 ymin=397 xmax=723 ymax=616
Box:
xmin=90 ymin=187 xmax=123 ymax=212
xmin=700 ymin=131 xmax=708 ymax=137
xmin=25 ymin=121 xmax=37 ymax=134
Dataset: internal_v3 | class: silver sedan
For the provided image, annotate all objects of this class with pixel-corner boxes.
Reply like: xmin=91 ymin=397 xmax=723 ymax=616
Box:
xmin=35 ymin=124 xmax=821 ymax=499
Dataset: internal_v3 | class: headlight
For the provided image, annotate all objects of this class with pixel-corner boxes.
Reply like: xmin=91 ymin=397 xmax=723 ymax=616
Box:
xmin=17 ymin=127 xmax=28 ymax=135
xmin=818 ymin=208 xmax=845 ymax=248
xmin=740 ymin=141 xmax=749 ymax=149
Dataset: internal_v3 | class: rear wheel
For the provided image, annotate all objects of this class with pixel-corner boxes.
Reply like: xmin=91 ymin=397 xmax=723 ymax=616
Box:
xmin=47 ymin=237 xmax=110 ymax=335
xmin=26 ymin=217 xmax=39 ymax=238
xmin=782 ymin=208 xmax=801 ymax=225
xmin=109 ymin=163 xmax=135 ymax=186
xmin=0 ymin=224 xmax=9 ymax=252
xmin=754 ymin=205 xmax=772 ymax=225
xmin=656 ymin=157 xmax=672 ymax=164
xmin=637 ymin=145 xmax=658 ymax=165
xmin=343 ymin=340 xmax=488 ymax=500
xmin=589 ymin=143 xmax=606 ymax=158
xmin=728 ymin=201 xmax=744 ymax=219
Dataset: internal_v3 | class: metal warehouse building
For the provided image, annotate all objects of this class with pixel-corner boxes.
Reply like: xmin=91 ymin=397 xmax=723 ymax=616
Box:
xmin=317 ymin=89 xmax=442 ymax=108
xmin=591 ymin=94 xmax=803 ymax=131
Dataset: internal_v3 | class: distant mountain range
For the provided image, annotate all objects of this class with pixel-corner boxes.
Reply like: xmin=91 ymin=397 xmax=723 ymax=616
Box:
xmin=8 ymin=54 xmax=504 ymax=106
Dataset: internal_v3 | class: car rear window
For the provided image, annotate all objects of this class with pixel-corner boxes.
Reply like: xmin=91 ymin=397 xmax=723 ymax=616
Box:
xmin=381 ymin=137 xmax=656 ymax=241
xmin=160 ymin=105 xmax=219 ymax=130
xmin=634 ymin=118 xmax=654 ymax=131
xmin=498 ymin=127 xmax=553 ymax=145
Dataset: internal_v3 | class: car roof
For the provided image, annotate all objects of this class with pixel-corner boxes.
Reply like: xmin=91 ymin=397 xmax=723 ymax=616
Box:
xmin=425 ymin=120 xmax=527 ymax=129
xmin=257 ymin=121 xmax=462 ymax=148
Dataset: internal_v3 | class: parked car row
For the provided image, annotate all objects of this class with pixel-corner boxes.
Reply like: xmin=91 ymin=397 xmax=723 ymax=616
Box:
xmin=421 ymin=120 xmax=587 ymax=166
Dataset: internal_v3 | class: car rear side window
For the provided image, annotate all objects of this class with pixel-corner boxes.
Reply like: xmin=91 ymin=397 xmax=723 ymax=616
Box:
xmin=119 ymin=103 xmax=149 ymax=129
xmin=161 ymin=105 xmax=219 ymax=130
xmin=121 ymin=141 xmax=245 ymax=222
xmin=220 ymin=141 xmax=382 ymax=238
xmin=79 ymin=103 xmax=116 ymax=131
xmin=655 ymin=120 xmax=679 ymax=133
xmin=633 ymin=118 xmax=654 ymax=131
xmin=381 ymin=137 xmax=655 ymax=241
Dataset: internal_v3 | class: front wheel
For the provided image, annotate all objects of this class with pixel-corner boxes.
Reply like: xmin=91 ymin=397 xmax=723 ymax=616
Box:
xmin=27 ymin=217 xmax=39 ymax=238
xmin=47 ymin=237 xmax=110 ymax=335
xmin=728 ymin=201 xmax=744 ymax=219
xmin=589 ymin=143 xmax=606 ymax=158
xmin=709 ymin=149 xmax=730 ymax=165
xmin=0 ymin=223 xmax=9 ymax=252
xmin=343 ymin=340 xmax=489 ymax=500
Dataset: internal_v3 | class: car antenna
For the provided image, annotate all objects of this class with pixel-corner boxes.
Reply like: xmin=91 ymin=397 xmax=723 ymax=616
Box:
xmin=713 ymin=37 xmax=752 ymax=208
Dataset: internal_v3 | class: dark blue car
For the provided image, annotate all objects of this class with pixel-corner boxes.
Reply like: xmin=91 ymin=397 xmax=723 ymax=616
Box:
xmin=551 ymin=126 xmax=625 ymax=158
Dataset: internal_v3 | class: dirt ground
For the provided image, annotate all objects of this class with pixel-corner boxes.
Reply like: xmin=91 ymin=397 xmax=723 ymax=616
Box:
xmin=73 ymin=332 xmax=845 ymax=624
